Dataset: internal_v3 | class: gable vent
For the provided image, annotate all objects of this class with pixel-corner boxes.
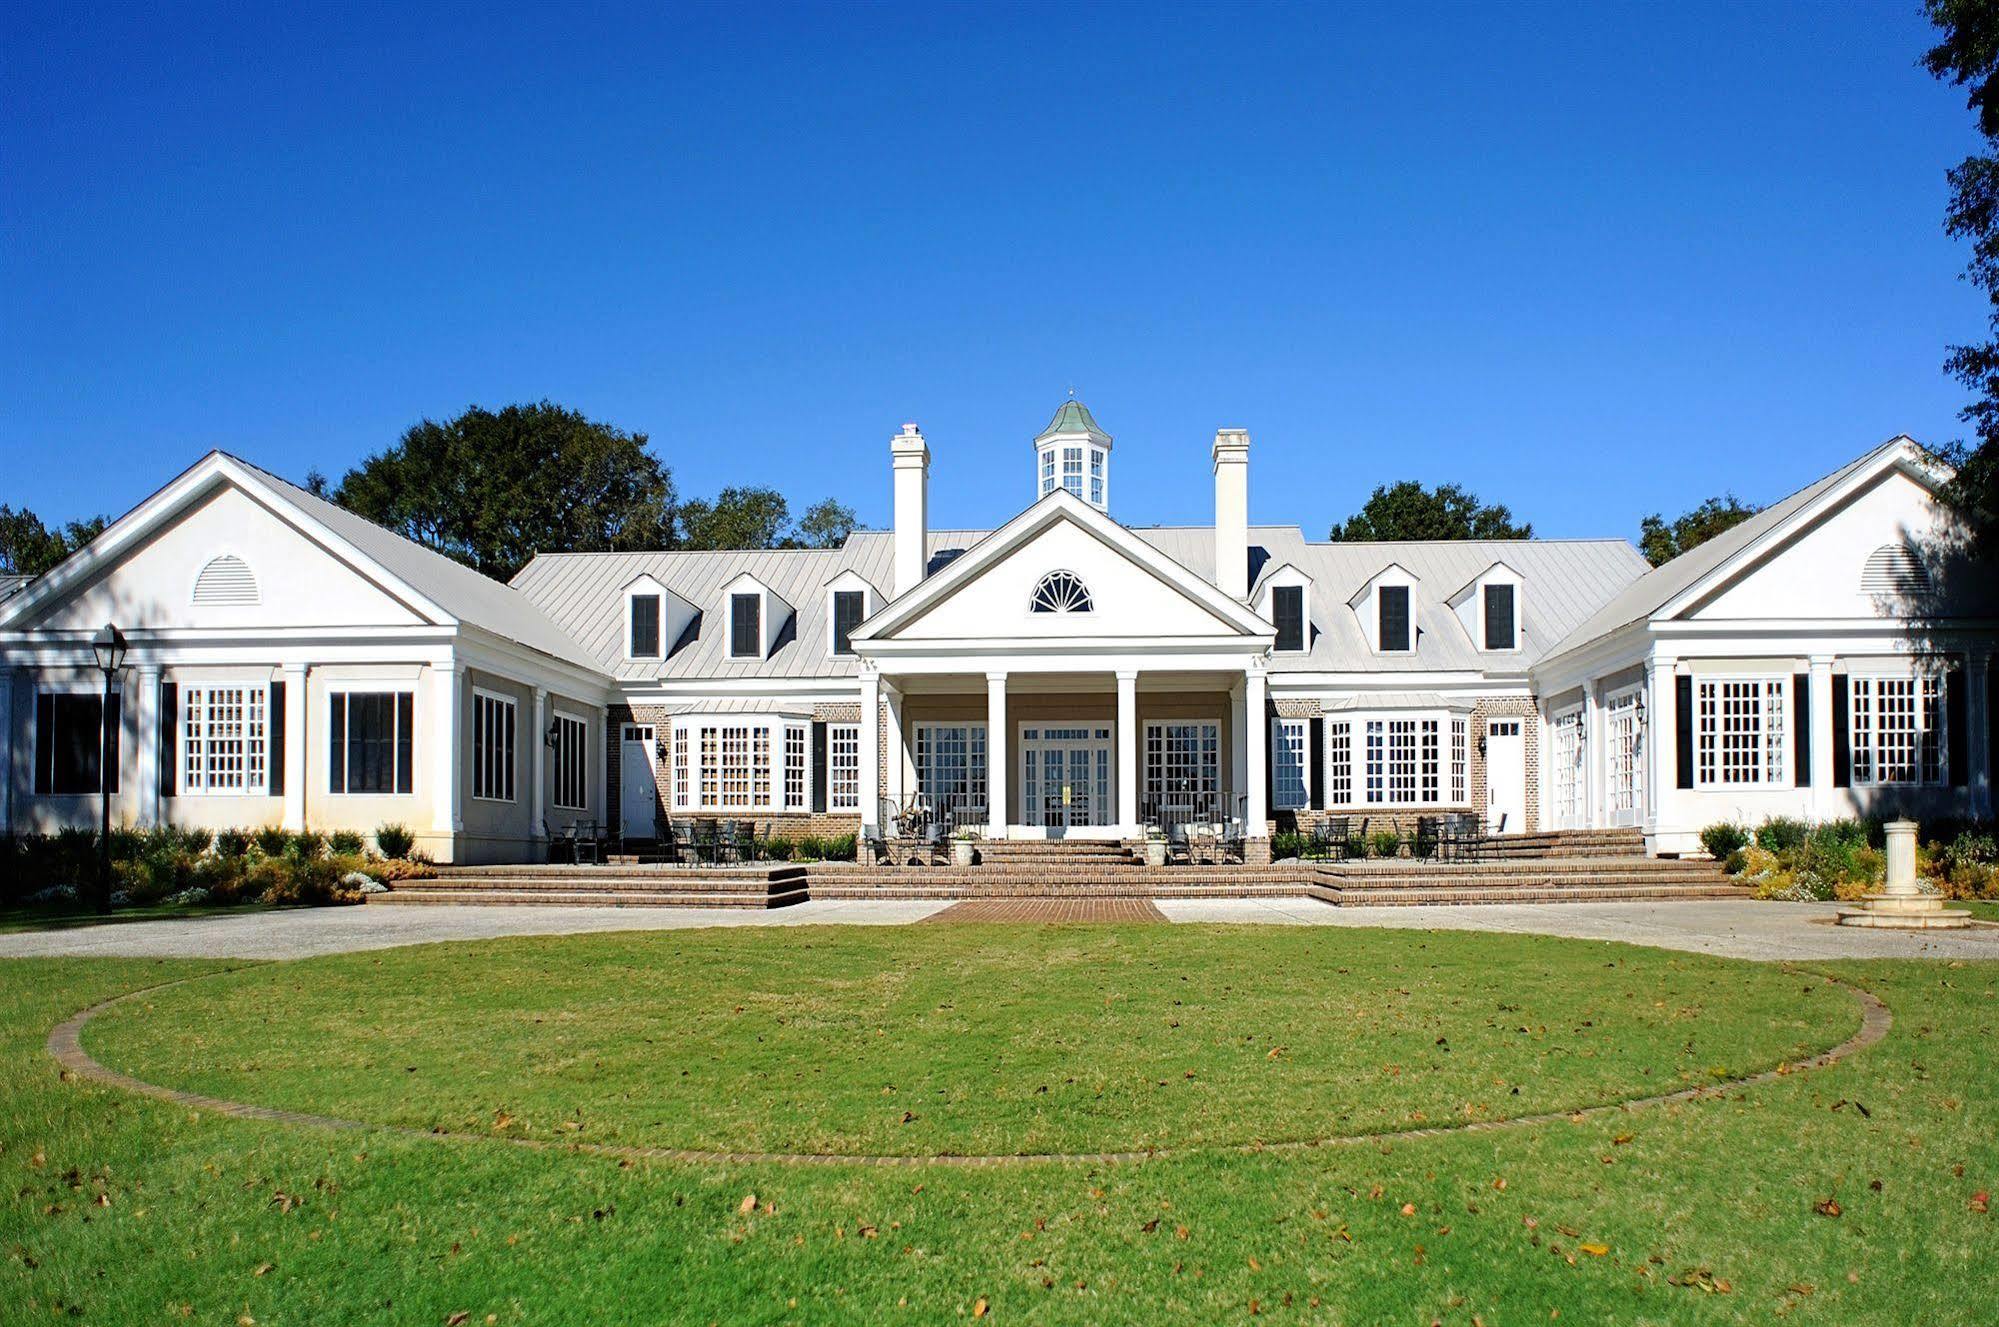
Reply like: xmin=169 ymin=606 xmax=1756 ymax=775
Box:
xmin=1860 ymin=545 xmax=1932 ymax=598
xmin=192 ymin=554 xmax=260 ymax=606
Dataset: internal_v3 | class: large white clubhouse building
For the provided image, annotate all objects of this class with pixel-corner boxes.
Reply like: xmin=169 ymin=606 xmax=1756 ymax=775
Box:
xmin=2 ymin=402 xmax=1993 ymax=862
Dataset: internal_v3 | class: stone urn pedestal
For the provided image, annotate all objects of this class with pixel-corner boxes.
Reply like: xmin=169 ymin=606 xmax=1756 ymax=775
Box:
xmin=1837 ymin=819 xmax=1972 ymax=929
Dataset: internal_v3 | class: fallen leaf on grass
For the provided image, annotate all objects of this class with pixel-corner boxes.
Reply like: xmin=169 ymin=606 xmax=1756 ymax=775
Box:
xmin=1579 ymin=1243 xmax=1609 ymax=1257
xmin=446 ymin=1314 xmax=470 ymax=1326
xmin=1400 ymin=1204 xmax=1416 ymax=1217
xmin=252 ymin=1263 xmax=272 ymax=1277
xmin=1972 ymin=1191 xmax=1990 ymax=1214
xmin=738 ymin=1193 xmax=757 ymax=1215
xmin=1815 ymin=1198 xmax=1842 ymax=1218
xmin=972 ymin=1297 xmax=988 ymax=1317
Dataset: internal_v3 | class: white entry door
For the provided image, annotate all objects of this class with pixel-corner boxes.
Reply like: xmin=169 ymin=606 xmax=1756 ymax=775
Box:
xmin=619 ymin=724 xmax=657 ymax=840
xmin=1484 ymin=718 xmax=1525 ymax=834
xmin=1019 ymin=724 xmax=1114 ymax=834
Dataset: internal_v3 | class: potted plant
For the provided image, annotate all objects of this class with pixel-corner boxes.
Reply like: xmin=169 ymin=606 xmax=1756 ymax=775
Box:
xmin=949 ymin=827 xmax=981 ymax=866
xmin=1141 ymin=826 xmax=1170 ymax=867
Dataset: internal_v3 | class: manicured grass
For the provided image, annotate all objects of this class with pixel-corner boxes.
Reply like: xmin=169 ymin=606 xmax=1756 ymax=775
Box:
xmin=91 ymin=928 xmax=1852 ymax=1156
xmin=1960 ymin=898 xmax=1999 ymax=922
xmin=2 ymin=930 xmax=1994 ymax=1324
xmin=0 ymin=899 xmax=263 ymax=934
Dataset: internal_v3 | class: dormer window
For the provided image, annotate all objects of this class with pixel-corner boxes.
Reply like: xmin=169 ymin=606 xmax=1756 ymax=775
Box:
xmin=1272 ymin=585 xmax=1305 ymax=652
xmin=1482 ymin=583 xmax=1517 ymax=651
xmin=730 ymin=593 xmax=762 ymax=659
xmin=1378 ymin=585 xmax=1412 ymax=652
xmin=832 ymin=589 xmax=865 ymax=656
xmin=629 ymin=594 xmax=661 ymax=659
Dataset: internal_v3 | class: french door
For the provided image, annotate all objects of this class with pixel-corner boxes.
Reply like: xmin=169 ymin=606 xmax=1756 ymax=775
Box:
xmin=1019 ymin=724 xmax=1114 ymax=829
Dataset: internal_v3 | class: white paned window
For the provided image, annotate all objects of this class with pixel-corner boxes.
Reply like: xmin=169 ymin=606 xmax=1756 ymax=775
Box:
xmin=182 ymin=684 xmax=268 ymax=794
xmin=1449 ymin=717 xmax=1468 ymax=805
xmin=1327 ymin=721 xmax=1352 ymax=805
xmin=915 ymin=723 xmax=988 ymax=818
xmin=1607 ymin=690 xmax=1641 ymax=820
xmin=1850 ymin=674 xmax=1946 ymax=786
xmin=1387 ymin=720 xmax=1418 ymax=802
xmin=1696 ymin=677 xmax=1789 ymax=787
xmin=1552 ymin=708 xmax=1584 ymax=825
xmin=828 ymin=723 xmax=860 ymax=810
xmin=785 ymin=725 xmax=807 ymax=811
xmin=1062 ymin=446 xmax=1083 ymax=497
xmin=1272 ymin=718 xmax=1309 ymax=810
xmin=1364 ymin=720 xmax=1384 ymax=803
xmin=471 ymin=690 xmax=517 ymax=802
xmin=1144 ymin=721 xmax=1221 ymax=814
xmin=1030 ymin=571 xmax=1093 ymax=613
xmin=552 ymin=715 xmax=586 ymax=811
xmin=671 ymin=717 xmax=810 ymax=813
xmin=1040 ymin=449 xmax=1056 ymax=495
xmin=1089 ymin=448 xmax=1105 ymax=506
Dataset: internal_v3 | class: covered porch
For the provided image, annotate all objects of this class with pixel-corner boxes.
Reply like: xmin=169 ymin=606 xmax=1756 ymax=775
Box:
xmin=860 ymin=664 xmax=1270 ymax=843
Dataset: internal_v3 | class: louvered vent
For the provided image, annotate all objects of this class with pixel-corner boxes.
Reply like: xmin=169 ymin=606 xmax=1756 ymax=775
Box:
xmin=192 ymin=554 xmax=259 ymax=606
xmin=1859 ymin=544 xmax=1932 ymax=597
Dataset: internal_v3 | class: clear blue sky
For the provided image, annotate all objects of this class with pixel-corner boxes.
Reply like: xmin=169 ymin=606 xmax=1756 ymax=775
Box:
xmin=0 ymin=2 xmax=1985 ymax=542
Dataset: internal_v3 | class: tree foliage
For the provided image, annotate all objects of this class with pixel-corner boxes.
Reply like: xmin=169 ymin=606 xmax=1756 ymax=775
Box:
xmin=327 ymin=402 xmax=677 ymax=581
xmin=1636 ymin=495 xmax=1759 ymax=567
xmin=1925 ymin=0 xmax=1999 ymax=557
xmin=0 ymin=505 xmax=108 ymax=578
xmin=677 ymin=488 xmax=861 ymax=550
xmin=1327 ymin=481 xmax=1532 ymax=541
xmin=794 ymin=498 xmax=859 ymax=549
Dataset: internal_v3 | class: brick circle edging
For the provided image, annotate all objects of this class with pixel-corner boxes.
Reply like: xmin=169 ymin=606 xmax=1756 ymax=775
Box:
xmin=47 ymin=968 xmax=1891 ymax=1170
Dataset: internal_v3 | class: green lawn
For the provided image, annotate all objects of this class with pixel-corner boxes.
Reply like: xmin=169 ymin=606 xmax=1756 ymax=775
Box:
xmin=2 ymin=927 xmax=1994 ymax=1324
xmin=0 ymin=899 xmax=265 ymax=934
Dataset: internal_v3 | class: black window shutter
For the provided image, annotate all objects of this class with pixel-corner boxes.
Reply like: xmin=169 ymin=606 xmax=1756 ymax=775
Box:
xmin=1273 ymin=586 xmax=1304 ymax=652
xmin=159 ymin=681 xmax=178 ymax=799
xmin=395 ymin=692 xmax=415 ymax=795
xmin=1831 ymin=675 xmax=1851 ymax=788
xmin=833 ymin=591 xmax=864 ymax=656
xmin=811 ymin=721 xmax=828 ymax=812
xmin=732 ymin=594 xmax=761 ymax=657
xmin=1308 ymin=716 xmax=1325 ymax=809
xmin=1946 ymin=658 xmax=1968 ymax=787
xmin=329 ymin=694 xmax=346 ymax=793
xmin=269 ymin=680 xmax=286 ymax=798
xmin=631 ymin=595 xmax=661 ymax=657
xmin=1379 ymin=586 xmax=1410 ymax=652
xmin=1483 ymin=584 xmax=1515 ymax=650
xmin=1792 ymin=673 xmax=1810 ymax=788
xmin=34 ymin=692 xmax=54 ymax=795
xmin=1263 ymin=716 xmax=1275 ymax=816
xmin=104 ymin=692 xmax=120 ymax=795
xmin=1674 ymin=675 xmax=1695 ymax=789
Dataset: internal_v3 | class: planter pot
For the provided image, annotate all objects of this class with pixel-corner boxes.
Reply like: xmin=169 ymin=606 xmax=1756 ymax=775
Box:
xmin=951 ymin=839 xmax=976 ymax=867
xmin=1143 ymin=839 xmax=1169 ymax=868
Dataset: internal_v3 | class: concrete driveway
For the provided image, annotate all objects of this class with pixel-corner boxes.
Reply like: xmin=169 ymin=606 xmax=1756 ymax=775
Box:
xmin=0 ymin=897 xmax=1993 ymax=963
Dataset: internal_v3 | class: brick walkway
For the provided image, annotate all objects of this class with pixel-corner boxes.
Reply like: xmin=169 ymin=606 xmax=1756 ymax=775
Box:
xmin=922 ymin=898 xmax=1169 ymax=924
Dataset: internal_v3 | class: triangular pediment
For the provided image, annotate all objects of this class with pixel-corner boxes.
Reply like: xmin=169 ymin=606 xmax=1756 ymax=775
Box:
xmin=854 ymin=490 xmax=1272 ymax=646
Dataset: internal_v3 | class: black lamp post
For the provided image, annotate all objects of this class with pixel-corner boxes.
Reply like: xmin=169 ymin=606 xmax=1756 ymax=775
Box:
xmin=89 ymin=622 xmax=127 ymax=915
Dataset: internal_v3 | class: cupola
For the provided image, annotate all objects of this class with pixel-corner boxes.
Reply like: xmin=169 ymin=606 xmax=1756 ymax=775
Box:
xmin=1033 ymin=398 xmax=1112 ymax=512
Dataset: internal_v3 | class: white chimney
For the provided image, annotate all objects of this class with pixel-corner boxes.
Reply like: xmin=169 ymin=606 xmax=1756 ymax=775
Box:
xmin=891 ymin=422 xmax=930 ymax=598
xmin=1213 ymin=428 xmax=1250 ymax=599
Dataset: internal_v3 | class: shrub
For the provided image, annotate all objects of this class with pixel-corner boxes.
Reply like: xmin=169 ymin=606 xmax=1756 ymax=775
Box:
xmin=1699 ymin=823 xmax=1750 ymax=860
xmin=176 ymin=826 xmax=215 ymax=856
xmin=254 ymin=826 xmax=292 ymax=857
xmin=371 ymin=857 xmax=437 ymax=882
xmin=1754 ymin=817 xmax=1810 ymax=854
xmin=375 ymin=823 xmax=416 ymax=859
xmin=215 ymin=828 xmax=251 ymax=858
xmin=288 ymin=830 xmax=327 ymax=861
xmin=1368 ymin=829 xmax=1403 ymax=859
xmin=328 ymin=830 xmax=365 ymax=857
xmin=1272 ymin=831 xmax=1307 ymax=862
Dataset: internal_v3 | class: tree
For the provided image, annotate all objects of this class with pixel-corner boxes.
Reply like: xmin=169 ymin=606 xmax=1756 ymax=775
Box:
xmin=328 ymin=402 xmax=676 ymax=581
xmin=793 ymin=498 xmax=859 ymax=549
xmin=1328 ymin=481 xmax=1532 ymax=541
xmin=1636 ymin=495 xmax=1759 ymax=566
xmin=0 ymin=505 xmax=108 ymax=578
xmin=1925 ymin=0 xmax=1999 ymax=557
xmin=677 ymin=486 xmax=791 ymax=550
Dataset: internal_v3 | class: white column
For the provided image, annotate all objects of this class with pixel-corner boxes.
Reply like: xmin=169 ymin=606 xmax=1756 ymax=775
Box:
xmin=134 ymin=664 xmax=161 ymax=825
xmin=987 ymin=672 xmax=1009 ymax=836
xmin=430 ymin=661 xmax=463 ymax=848
xmin=0 ymin=670 xmax=16 ymax=834
xmin=1808 ymin=655 xmax=1835 ymax=819
xmin=1581 ymin=680 xmax=1601 ymax=830
xmin=531 ymin=687 xmax=548 ymax=840
xmin=1244 ymin=663 xmax=1268 ymax=837
xmin=1116 ymin=669 xmax=1139 ymax=836
xmin=859 ymin=667 xmax=881 ymax=831
xmin=1641 ymin=658 xmax=1664 ymax=836
xmin=1229 ymin=679 xmax=1247 ymax=817
xmin=282 ymin=662 xmax=307 ymax=831
xmin=885 ymin=682 xmax=908 ymax=812
xmin=1970 ymin=652 xmax=1993 ymax=818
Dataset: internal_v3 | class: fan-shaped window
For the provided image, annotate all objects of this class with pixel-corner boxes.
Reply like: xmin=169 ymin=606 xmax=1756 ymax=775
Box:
xmin=192 ymin=554 xmax=259 ymax=606
xmin=1030 ymin=571 xmax=1092 ymax=614
xmin=1860 ymin=545 xmax=1933 ymax=597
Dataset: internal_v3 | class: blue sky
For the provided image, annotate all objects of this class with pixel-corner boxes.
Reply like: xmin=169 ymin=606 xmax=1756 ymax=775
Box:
xmin=0 ymin=2 xmax=1986 ymax=543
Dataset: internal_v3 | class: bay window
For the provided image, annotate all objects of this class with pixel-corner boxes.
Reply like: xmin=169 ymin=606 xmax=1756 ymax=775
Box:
xmin=182 ymin=683 xmax=267 ymax=794
xmin=669 ymin=715 xmax=814 ymax=813
xmin=1321 ymin=710 xmax=1466 ymax=807
xmin=1850 ymin=673 xmax=1946 ymax=786
xmin=1695 ymin=676 xmax=1788 ymax=787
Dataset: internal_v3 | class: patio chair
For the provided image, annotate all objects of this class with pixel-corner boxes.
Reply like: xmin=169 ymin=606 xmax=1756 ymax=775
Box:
xmin=572 ymin=821 xmax=602 ymax=865
xmin=665 ymin=819 xmax=698 ymax=866
xmin=691 ymin=819 xmax=722 ymax=866
xmin=1411 ymin=815 xmax=1441 ymax=861
xmin=861 ymin=823 xmax=895 ymax=866
xmin=1221 ymin=818 xmax=1247 ymax=865
xmin=716 ymin=820 xmax=746 ymax=865
xmin=543 ymin=819 xmax=580 ymax=864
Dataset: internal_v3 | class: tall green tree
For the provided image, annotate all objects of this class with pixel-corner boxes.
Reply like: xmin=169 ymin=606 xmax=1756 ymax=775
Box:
xmin=677 ymin=487 xmax=791 ymax=550
xmin=1636 ymin=495 xmax=1760 ymax=567
xmin=1328 ymin=481 xmax=1532 ymax=541
xmin=0 ymin=505 xmax=108 ymax=578
xmin=1925 ymin=0 xmax=1999 ymax=556
xmin=793 ymin=498 xmax=859 ymax=549
xmin=328 ymin=402 xmax=677 ymax=581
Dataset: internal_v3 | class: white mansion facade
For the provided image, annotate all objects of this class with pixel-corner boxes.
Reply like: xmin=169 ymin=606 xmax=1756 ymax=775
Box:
xmin=2 ymin=402 xmax=1993 ymax=862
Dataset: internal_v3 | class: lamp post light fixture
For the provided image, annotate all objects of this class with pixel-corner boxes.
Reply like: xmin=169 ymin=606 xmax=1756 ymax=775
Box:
xmin=89 ymin=622 xmax=128 ymax=916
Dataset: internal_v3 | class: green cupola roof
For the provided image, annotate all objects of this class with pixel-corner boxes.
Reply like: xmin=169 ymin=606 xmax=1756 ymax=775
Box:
xmin=1035 ymin=398 xmax=1112 ymax=446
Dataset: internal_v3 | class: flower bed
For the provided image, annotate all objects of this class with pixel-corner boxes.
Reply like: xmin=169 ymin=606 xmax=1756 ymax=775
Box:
xmin=1704 ymin=816 xmax=1998 ymax=902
